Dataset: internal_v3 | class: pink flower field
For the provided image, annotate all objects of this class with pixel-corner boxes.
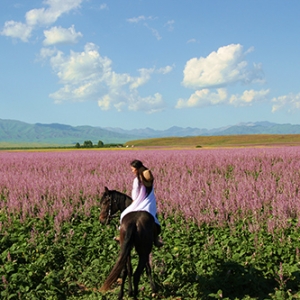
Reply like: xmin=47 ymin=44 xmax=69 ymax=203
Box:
xmin=1 ymin=147 xmax=300 ymax=232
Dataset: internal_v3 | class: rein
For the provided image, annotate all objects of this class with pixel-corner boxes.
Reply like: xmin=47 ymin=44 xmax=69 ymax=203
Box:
xmin=101 ymin=189 xmax=132 ymax=225
xmin=105 ymin=196 xmax=119 ymax=225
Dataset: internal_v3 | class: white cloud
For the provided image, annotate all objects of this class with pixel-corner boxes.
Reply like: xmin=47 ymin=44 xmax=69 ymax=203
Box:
xmin=130 ymin=68 xmax=155 ymax=90
xmin=272 ymin=93 xmax=300 ymax=112
xmin=128 ymin=92 xmax=164 ymax=113
xmin=157 ymin=65 xmax=173 ymax=74
xmin=1 ymin=0 xmax=83 ymax=41
xmin=1 ymin=20 xmax=33 ymax=42
xmin=39 ymin=47 xmax=58 ymax=59
xmin=176 ymin=89 xmax=227 ymax=108
xmin=42 ymin=43 xmax=168 ymax=112
xmin=182 ymin=44 xmax=264 ymax=89
xmin=177 ymin=44 xmax=269 ymax=110
xmin=98 ymin=91 xmax=164 ymax=113
xmin=176 ymin=88 xmax=269 ymax=108
xmin=43 ymin=25 xmax=83 ymax=45
xmin=49 ymin=43 xmax=111 ymax=89
xmin=126 ymin=15 xmax=153 ymax=23
xmin=229 ymin=89 xmax=270 ymax=106
xmin=26 ymin=0 xmax=82 ymax=26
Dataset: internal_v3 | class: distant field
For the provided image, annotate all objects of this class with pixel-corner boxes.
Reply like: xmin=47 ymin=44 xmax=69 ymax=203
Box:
xmin=125 ymin=134 xmax=300 ymax=148
xmin=2 ymin=134 xmax=300 ymax=149
xmin=0 ymin=142 xmax=64 ymax=149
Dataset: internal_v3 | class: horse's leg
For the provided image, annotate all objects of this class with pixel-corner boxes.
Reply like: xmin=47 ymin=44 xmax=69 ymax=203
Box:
xmin=133 ymin=254 xmax=147 ymax=299
xmin=118 ymin=232 xmax=129 ymax=300
xmin=118 ymin=255 xmax=132 ymax=300
xmin=127 ymin=254 xmax=133 ymax=297
xmin=145 ymin=259 xmax=157 ymax=293
xmin=118 ymin=265 xmax=126 ymax=300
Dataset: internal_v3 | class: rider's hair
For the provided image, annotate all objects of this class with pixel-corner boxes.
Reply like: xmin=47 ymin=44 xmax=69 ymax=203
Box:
xmin=130 ymin=159 xmax=144 ymax=170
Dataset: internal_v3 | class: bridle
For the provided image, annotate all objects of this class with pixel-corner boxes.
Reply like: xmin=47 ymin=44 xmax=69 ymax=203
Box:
xmin=103 ymin=194 xmax=119 ymax=225
xmin=100 ymin=190 xmax=132 ymax=225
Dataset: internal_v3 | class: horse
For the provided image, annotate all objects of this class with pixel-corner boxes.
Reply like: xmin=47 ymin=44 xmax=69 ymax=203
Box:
xmin=98 ymin=186 xmax=133 ymax=225
xmin=99 ymin=186 xmax=157 ymax=300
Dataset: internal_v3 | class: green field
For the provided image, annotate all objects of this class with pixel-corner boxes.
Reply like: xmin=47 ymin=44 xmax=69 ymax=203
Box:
xmin=2 ymin=134 xmax=300 ymax=150
xmin=125 ymin=134 xmax=300 ymax=148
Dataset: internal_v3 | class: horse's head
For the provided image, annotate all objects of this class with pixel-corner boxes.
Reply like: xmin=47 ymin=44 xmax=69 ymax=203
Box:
xmin=99 ymin=186 xmax=119 ymax=224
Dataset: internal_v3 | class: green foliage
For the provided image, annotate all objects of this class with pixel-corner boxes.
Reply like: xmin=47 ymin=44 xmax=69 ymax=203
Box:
xmin=73 ymin=141 xmax=123 ymax=149
xmin=83 ymin=141 xmax=93 ymax=148
xmin=0 ymin=210 xmax=300 ymax=299
xmin=97 ymin=140 xmax=104 ymax=147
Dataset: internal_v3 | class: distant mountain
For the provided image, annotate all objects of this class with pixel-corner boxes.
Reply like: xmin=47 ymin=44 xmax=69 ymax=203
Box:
xmin=0 ymin=119 xmax=135 ymax=145
xmin=105 ymin=121 xmax=300 ymax=138
xmin=1 ymin=119 xmax=300 ymax=145
xmin=104 ymin=126 xmax=210 ymax=138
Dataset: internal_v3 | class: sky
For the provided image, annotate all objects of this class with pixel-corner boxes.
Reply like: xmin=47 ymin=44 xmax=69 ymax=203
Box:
xmin=1 ymin=0 xmax=300 ymax=130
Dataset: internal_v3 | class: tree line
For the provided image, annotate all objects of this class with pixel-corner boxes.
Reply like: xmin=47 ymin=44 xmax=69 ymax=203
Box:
xmin=75 ymin=140 xmax=123 ymax=148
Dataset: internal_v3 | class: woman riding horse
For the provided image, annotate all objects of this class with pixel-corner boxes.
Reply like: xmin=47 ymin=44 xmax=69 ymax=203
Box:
xmin=115 ymin=159 xmax=163 ymax=247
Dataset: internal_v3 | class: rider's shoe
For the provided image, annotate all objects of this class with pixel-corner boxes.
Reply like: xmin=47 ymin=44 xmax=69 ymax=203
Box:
xmin=113 ymin=236 xmax=120 ymax=243
xmin=154 ymin=237 xmax=164 ymax=248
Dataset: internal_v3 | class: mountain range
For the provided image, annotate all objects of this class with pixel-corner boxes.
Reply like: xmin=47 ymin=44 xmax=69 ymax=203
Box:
xmin=1 ymin=118 xmax=300 ymax=145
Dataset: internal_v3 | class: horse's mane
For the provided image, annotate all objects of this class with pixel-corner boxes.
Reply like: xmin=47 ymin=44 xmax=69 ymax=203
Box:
xmin=112 ymin=189 xmax=132 ymax=200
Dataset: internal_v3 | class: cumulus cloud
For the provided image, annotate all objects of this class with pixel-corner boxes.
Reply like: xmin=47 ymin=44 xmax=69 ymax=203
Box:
xmin=176 ymin=89 xmax=228 ymax=108
xmin=98 ymin=91 xmax=164 ymax=113
xmin=176 ymin=44 xmax=269 ymax=110
xmin=272 ymin=93 xmax=300 ymax=112
xmin=157 ymin=65 xmax=173 ymax=74
xmin=129 ymin=68 xmax=155 ymax=90
xmin=42 ymin=43 xmax=170 ymax=113
xmin=182 ymin=44 xmax=264 ymax=89
xmin=176 ymin=88 xmax=269 ymax=108
xmin=43 ymin=25 xmax=82 ymax=45
xmin=48 ymin=43 xmax=112 ymax=99
xmin=229 ymin=89 xmax=270 ymax=106
xmin=1 ymin=20 xmax=33 ymax=42
xmin=128 ymin=92 xmax=164 ymax=113
xmin=39 ymin=47 xmax=58 ymax=59
xmin=26 ymin=0 xmax=82 ymax=26
xmin=1 ymin=0 xmax=83 ymax=41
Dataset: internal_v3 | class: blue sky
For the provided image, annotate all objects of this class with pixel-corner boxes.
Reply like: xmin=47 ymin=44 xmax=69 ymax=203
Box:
xmin=1 ymin=0 xmax=300 ymax=130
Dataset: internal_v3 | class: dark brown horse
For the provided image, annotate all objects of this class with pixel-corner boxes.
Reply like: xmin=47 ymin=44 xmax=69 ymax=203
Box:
xmin=99 ymin=187 xmax=157 ymax=300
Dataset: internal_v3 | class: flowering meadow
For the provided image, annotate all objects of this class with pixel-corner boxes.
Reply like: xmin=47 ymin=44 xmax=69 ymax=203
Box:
xmin=1 ymin=148 xmax=300 ymax=299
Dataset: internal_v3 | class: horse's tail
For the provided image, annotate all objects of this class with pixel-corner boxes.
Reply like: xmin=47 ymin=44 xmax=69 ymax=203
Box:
xmin=100 ymin=222 xmax=135 ymax=292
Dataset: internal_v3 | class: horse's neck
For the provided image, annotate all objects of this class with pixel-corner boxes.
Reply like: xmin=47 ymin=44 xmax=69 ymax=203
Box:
xmin=115 ymin=191 xmax=132 ymax=212
xmin=124 ymin=196 xmax=133 ymax=209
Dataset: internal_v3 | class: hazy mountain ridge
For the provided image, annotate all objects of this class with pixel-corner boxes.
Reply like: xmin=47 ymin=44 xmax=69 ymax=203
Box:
xmin=104 ymin=121 xmax=300 ymax=138
xmin=1 ymin=118 xmax=300 ymax=145
xmin=0 ymin=119 xmax=135 ymax=144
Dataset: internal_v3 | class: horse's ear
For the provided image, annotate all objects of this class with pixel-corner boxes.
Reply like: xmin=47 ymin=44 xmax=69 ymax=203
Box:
xmin=104 ymin=186 xmax=109 ymax=192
